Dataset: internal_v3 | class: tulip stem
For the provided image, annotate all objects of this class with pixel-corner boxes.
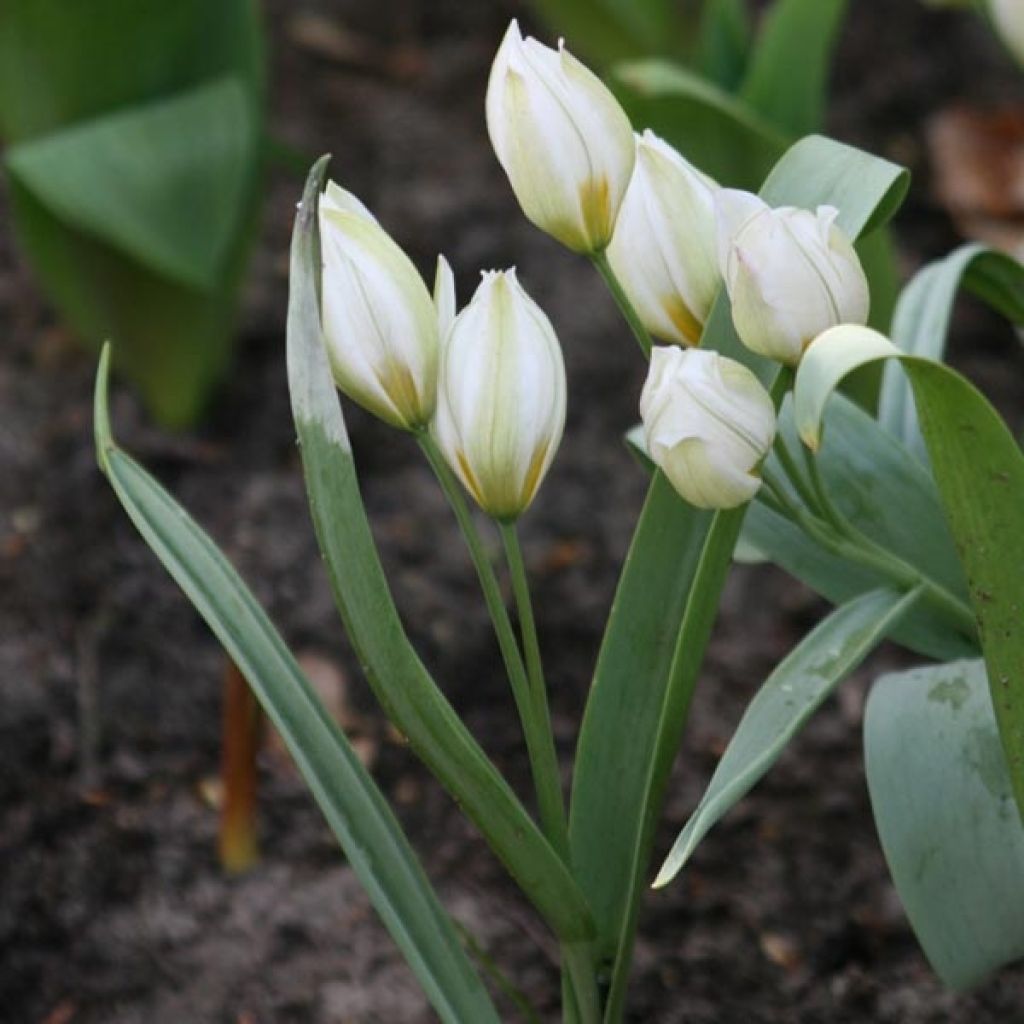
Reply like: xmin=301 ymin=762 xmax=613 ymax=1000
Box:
xmin=760 ymin=467 xmax=977 ymax=638
xmin=590 ymin=249 xmax=654 ymax=358
xmin=416 ymin=433 xmax=569 ymax=858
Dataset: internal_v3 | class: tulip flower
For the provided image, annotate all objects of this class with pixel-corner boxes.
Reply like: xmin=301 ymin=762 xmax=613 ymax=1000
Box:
xmin=433 ymin=269 xmax=566 ymax=520
xmin=485 ymin=20 xmax=635 ymax=254
xmin=319 ymin=180 xmax=439 ymax=430
xmin=606 ymin=131 xmax=721 ymax=346
xmin=715 ymin=190 xmax=870 ymax=366
xmin=640 ymin=346 xmax=776 ymax=510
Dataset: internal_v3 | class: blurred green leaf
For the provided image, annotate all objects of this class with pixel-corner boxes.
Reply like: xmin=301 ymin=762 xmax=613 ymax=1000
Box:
xmin=880 ymin=244 xmax=1024 ymax=457
xmin=527 ymin=0 xmax=690 ymax=66
xmin=656 ymin=587 xmax=919 ymax=886
xmin=613 ymin=58 xmax=787 ymax=187
xmin=570 ymin=135 xmax=909 ymax=1019
xmin=6 ymin=78 xmax=255 ymax=290
xmin=796 ymin=329 xmax=1024 ymax=824
xmin=866 ymin=659 xmax=1024 ymax=990
xmin=93 ymin=346 xmax=500 ymax=1024
xmin=739 ymin=0 xmax=847 ymax=136
xmin=287 ymin=158 xmax=595 ymax=946
xmin=695 ymin=0 xmax=752 ymax=89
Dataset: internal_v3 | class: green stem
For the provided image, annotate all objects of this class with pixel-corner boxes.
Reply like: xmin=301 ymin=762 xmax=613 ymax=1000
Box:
xmin=561 ymin=942 xmax=602 ymax=1024
xmin=417 ymin=433 xmax=568 ymax=854
xmin=590 ymin=249 xmax=653 ymax=359
xmin=760 ymin=465 xmax=977 ymax=637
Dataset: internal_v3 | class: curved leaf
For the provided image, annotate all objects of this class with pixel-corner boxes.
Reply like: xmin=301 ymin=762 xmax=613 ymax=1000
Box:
xmin=866 ymin=659 xmax=1024 ymax=990
xmin=93 ymin=347 xmax=500 ymax=1024
xmin=655 ymin=586 xmax=919 ymax=886
xmin=879 ymin=244 xmax=1024 ymax=457
xmin=796 ymin=326 xmax=1024 ymax=822
xmin=287 ymin=158 xmax=594 ymax=945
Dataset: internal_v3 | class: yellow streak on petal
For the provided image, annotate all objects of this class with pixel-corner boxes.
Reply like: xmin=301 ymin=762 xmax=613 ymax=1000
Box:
xmin=378 ymin=360 xmax=426 ymax=430
xmin=456 ymin=450 xmax=488 ymax=509
xmin=661 ymin=295 xmax=703 ymax=346
xmin=578 ymin=175 xmax=612 ymax=251
xmin=519 ymin=440 xmax=551 ymax=512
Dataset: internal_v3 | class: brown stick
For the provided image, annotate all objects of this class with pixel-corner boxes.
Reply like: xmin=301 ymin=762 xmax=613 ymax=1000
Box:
xmin=218 ymin=659 xmax=262 ymax=873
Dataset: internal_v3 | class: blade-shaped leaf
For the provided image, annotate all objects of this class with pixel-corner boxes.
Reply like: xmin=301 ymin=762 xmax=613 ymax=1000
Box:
xmin=739 ymin=0 xmax=847 ymax=137
xmin=655 ymin=587 xmax=919 ymax=886
xmin=865 ymin=659 xmax=1024 ymax=990
xmin=6 ymin=77 xmax=256 ymax=290
xmin=287 ymin=158 xmax=594 ymax=945
xmin=570 ymin=135 xmax=909 ymax=1019
xmin=879 ymin=244 xmax=1024 ymax=458
xmin=694 ymin=0 xmax=752 ymax=90
xmin=93 ymin=347 xmax=500 ymax=1024
xmin=796 ymin=326 xmax=1024 ymax=823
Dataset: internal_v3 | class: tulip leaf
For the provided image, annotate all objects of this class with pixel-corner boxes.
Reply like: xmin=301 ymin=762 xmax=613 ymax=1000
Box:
xmin=5 ymin=77 xmax=256 ymax=290
xmin=694 ymin=0 xmax=752 ymax=90
xmin=743 ymin=394 xmax=975 ymax=661
xmin=287 ymin=158 xmax=594 ymax=945
xmin=879 ymin=244 xmax=1024 ymax=458
xmin=796 ymin=327 xmax=1024 ymax=824
xmin=865 ymin=659 xmax=1024 ymax=990
xmin=739 ymin=0 xmax=848 ymax=137
xmin=612 ymin=58 xmax=787 ymax=188
xmin=92 ymin=347 xmax=500 ymax=1024
xmin=655 ymin=586 xmax=919 ymax=887
xmin=570 ymin=135 xmax=909 ymax=1020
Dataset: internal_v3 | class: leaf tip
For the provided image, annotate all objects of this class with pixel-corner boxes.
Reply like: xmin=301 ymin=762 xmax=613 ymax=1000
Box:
xmin=93 ymin=341 xmax=115 ymax=470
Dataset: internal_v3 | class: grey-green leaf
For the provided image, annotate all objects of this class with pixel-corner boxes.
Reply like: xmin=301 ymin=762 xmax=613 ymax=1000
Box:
xmin=655 ymin=586 xmax=920 ymax=887
xmin=287 ymin=158 xmax=594 ymax=945
xmin=93 ymin=347 xmax=500 ymax=1024
xmin=865 ymin=659 xmax=1024 ymax=990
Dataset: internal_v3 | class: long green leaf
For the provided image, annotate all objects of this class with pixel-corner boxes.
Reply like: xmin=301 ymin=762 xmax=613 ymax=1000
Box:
xmin=879 ymin=244 xmax=1024 ymax=457
xmin=93 ymin=347 xmax=499 ymax=1024
xmin=655 ymin=587 xmax=919 ymax=886
xmin=570 ymin=136 xmax=909 ymax=1021
xmin=287 ymin=158 xmax=594 ymax=945
xmin=742 ymin=395 xmax=975 ymax=660
xmin=796 ymin=327 xmax=1024 ymax=823
xmin=865 ymin=659 xmax=1024 ymax=990
xmin=739 ymin=0 xmax=847 ymax=137
xmin=694 ymin=0 xmax=752 ymax=90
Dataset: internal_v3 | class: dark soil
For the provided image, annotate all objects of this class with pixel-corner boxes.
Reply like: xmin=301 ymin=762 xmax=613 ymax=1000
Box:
xmin=3 ymin=1 xmax=1024 ymax=1022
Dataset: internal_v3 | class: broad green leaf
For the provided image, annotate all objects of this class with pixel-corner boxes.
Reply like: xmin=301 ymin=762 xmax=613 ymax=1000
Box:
xmin=865 ymin=659 xmax=1024 ymax=990
xmin=880 ymin=244 xmax=1024 ymax=457
xmin=93 ymin=347 xmax=499 ymax=1024
xmin=740 ymin=0 xmax=847 ymax=137
xmin=612 ymin=59 xmax=787 ymax=188
xmin=743 ymin=395 xmax=975 ymax=661
xmin=287 ymin=159 xmax=594 ymax=946
xmin=796 ymin=326 xmax=1024 ymax=822
xmin=526 ymin=0 xmax=688 ymax=66
xmin=570 ymin=136 xmax=909 ymax=1020
xmin=0 ymin=0 xmax=263 ymax=141
xmin=695 ymin=0 xmax=752 ymax=90
xmin=655 ymin=587 xmax=919 ymax=887
xmin=6 ymin=78 xmax=256 ymax=290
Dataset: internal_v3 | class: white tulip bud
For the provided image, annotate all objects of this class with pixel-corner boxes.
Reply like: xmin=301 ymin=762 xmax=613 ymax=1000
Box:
xmin=318 ymin=180 xmax=438 ymax=430
xmin=990 ymin=0 xmax=1024 ymax=64
xmin=486 ymin=20 xmax=636 ymax=253
xmin=607 ymin=130 xmax=721 ymax=346
xmin=640 ymin=346 xmax=776 ymax=510
xmin=715 ymin=189 xmax=870 ymax=366
xmin=433 ymin=269 xmax=567 ymax=520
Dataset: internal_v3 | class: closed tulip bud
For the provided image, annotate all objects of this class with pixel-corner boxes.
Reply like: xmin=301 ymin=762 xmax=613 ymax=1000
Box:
xmin=318 ymin=180 xmax=438 ymax=430
xmin=606 ymin=130 xmax=721 ymax=346
xmin=990 ymin=0 xmax=1024 ymax=64
xmin=640 ymin=346 xmax=776 ymax=510
xmin=433 ymin=269 xmax=566 ymax=520
xmin=715 ymin=189 xmax=870 ymax=366
xmin=486 ymin=20 xmax=635 ymax=253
